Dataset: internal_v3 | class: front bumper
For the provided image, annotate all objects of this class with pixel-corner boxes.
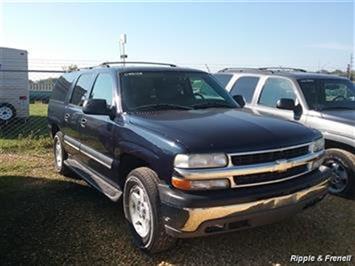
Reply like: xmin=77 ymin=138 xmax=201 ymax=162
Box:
xmin=159 ymin=166 xmax=331 ymax=238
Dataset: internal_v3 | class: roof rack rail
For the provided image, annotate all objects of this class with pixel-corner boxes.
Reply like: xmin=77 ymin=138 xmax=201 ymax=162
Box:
xmin=218 ymin=68 xmax=273 ymax=74
xmin=218 ymin=67 xmax=307 ymax=74
xmin=100 ymin=61 xmax=177 ymax=67
xmin=258 ymin=67 xmax=307 ymax=72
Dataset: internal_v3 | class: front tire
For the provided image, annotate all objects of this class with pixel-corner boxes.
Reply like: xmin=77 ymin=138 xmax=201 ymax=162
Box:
xmin=53 ymin=132 xmax=71 ymax=176
xmin=324 ymin=148 xmax=355 ymax=199
xmin=123 ymin=167 xmax=176 ymax=253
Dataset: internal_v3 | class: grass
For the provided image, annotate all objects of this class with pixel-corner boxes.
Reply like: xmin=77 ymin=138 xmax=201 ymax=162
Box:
xmin=0 ymin=149 xmax=354 ymax=265
xmin=29 ymin=102 xmax=48 ymax=117
xmin=0 ymin=102 xmax=51 ymax=154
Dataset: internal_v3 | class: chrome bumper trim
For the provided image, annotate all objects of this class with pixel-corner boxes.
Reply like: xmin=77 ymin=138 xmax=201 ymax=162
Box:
xmin=175 ymin=150 xmax=325 ymax=181
xmin=182 ymin=178 xmax=329 ymax=232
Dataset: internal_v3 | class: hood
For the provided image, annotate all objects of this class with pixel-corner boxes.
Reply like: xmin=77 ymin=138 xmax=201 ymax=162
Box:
xmin=127 ymin=109 xmax=320 ymax=153
xmin=320 ymin=110 xmax=355 ymax=127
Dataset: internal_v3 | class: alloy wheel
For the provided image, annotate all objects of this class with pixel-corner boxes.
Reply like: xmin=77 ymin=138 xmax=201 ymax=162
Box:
xmin=55 ymin=138 xmax=63 ymax=168
xmin=128 ymin=182 xmax=152 ymax=238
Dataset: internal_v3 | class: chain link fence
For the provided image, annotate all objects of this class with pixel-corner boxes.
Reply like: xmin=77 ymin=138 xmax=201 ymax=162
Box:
xmin=0 ymin=70 xmax=63 ymax=142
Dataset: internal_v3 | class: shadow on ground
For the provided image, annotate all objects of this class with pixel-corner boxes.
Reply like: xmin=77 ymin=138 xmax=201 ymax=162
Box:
xmin=0 ymin=175 xmax=354 ymax=265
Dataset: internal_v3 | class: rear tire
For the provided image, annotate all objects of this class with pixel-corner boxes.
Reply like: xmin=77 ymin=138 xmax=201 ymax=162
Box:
xmin=0 ymin=103 xmax=16 ymax=125
xmin=324 ymin=148 xmax=355 ymax=199
xmin=123 ymin=167 xmax=177 ymax=253
xmin=53 ymin=132 xmax=71 ymax=176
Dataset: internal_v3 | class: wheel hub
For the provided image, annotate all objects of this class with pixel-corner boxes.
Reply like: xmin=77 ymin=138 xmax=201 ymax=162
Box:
xmin=128 ymin=184 xmax=151 ymax=238
xmin=326 ymin=160 xmax=348 ymax=193
xmin=0 ymin=106 xmax=13 ymax=120
xmin=55 ymin=140 xmax=63 ymax=167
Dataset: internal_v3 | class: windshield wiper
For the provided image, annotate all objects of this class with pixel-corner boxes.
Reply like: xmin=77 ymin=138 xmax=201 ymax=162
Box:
xmin=133 ymin=103 xmax=193 ymax=111
xmin=192 ymin=102 xmax=233 ymax=109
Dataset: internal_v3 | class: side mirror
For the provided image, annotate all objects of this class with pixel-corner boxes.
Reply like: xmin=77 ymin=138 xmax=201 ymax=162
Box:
xmin=276 ymin=98 xmax=295 ymax=110
xmin=232 ymin=95 xmax=246 ymax=108
xmin=83 ymin=99 xmax=114 ymax=117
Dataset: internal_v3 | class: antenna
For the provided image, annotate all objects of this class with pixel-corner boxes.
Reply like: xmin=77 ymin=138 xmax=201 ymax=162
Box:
xmin=120 ymin=33 xmax=128 ymax=66
xmin=348 ymin=53 xmax=353 ymax=80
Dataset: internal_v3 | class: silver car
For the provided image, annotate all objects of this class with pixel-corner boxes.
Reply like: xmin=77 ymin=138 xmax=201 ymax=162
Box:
xmin=214 ymin=67 xmax=354 ymax=199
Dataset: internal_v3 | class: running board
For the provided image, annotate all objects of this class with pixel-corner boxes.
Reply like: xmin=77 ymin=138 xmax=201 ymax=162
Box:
xmin=64 ymin=159 xmax=122 ymax=202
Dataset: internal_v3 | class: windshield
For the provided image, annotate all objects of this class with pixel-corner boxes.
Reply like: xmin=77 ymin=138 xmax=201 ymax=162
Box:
xmin=298 ymin=78 xmax=355 ymax=110
xmin=120 ymin=71 xmax=238 ymax=112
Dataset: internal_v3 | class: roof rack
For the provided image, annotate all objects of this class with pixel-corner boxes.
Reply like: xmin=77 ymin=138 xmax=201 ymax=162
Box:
xmin=100 ymin=61 xmax=177 ymax=67
xmin=218 ymin=68 xmax=273 ymax=74
xmin=218 ymin=67 xmax=307 ymax=74
xmin=258 ymin=67 xmax=307 ymax=72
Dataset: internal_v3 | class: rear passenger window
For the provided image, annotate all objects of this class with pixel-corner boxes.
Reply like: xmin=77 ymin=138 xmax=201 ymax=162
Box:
xmin=230 ymin=76 xmax=259 ymax=103
xmin=258 ymin=77 xmax=295 ymax=108
xmin=213 ymin=74 xmax=233 ymax=88
xmin=89 ymin=73 xmax=114 ymax=105
xmin=70 ymin=74 xmax=93 ymax=106
xmin=52 ymin=73 xmax=77 ymax=102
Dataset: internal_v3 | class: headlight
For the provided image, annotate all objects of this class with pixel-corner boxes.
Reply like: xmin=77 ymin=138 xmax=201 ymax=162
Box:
xmin=172 ymin=177 xmax=230 ymax=190
xmin=174 ymin=153 xmax=228 ymax=169
xmin=309 ymin=138 xmax=325 ymax=153
xmin=309 ymin=158 xmax=324 ymax=170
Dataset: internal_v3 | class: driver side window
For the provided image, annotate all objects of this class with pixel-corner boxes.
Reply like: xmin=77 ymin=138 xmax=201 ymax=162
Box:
xmin=89 ymin=73 xmax=114 ymax=105
xmin=258 ymin=77 xmax=296 ymax=108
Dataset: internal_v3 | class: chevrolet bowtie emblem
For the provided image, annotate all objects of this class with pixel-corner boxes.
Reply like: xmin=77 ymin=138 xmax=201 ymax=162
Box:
xmin=274 ymin=159 xmax=290 ymax=172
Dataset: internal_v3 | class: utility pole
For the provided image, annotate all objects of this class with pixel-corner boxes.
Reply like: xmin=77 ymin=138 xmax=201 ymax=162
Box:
xmin=349 ymin=53 xmax=353 ymax=80
xmin=120 ymin=33 xmax=127 ymax=66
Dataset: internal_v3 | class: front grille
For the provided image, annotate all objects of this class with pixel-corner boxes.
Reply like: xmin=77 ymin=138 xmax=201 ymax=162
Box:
xmin=233 ymin=165 xmax=308 ymax=186
xmin=231 ymin=145 xmax=309 ymax=166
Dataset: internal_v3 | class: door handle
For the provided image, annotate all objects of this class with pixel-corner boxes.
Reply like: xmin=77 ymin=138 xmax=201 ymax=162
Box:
xmin=64 ymin=113 xmax=70 ymax=122
xmin=80 ymin=118 xmax=87 ymax=128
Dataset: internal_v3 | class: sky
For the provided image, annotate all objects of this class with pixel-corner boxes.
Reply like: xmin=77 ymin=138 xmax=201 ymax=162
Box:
xmin=0 ymin=1 xmax=354 ymax=72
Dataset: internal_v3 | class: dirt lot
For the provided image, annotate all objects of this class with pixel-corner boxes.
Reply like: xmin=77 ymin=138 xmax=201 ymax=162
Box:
xmin=0 ymin=152 xmax=354 ymax=265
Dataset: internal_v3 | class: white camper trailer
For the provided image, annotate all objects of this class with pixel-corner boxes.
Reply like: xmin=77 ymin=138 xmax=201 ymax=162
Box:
xmin=0 ymin=47 xmax=29 ymax=124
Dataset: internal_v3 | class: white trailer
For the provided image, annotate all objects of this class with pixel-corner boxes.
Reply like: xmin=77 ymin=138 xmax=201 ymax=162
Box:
xmin=0 ymin=47 xmax=29 ymax=124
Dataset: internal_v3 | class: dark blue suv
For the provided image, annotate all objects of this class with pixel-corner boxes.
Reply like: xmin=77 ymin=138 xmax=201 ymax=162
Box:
xmin=48 ymin=62 xmax=330 ymax=253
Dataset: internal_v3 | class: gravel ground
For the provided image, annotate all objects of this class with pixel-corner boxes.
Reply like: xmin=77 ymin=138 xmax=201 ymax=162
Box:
xmin=0 ymin=153 xmax=354 ymax=265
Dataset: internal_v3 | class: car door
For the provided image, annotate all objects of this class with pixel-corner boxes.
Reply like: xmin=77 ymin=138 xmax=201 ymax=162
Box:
xmin=78 ymin=72 xmax=116 ymax=179
xmin=252 ymin=77 xmax=297 ymax=121
xmin=62 ymin=73 xmax=94 ymax=158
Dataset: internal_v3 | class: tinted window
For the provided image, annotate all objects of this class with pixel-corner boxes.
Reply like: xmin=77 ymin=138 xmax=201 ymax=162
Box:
xmin=52 ymin=73 xmax=78 ymax=102
xmin=90 ymin=73 xmax=114 ymax=105
xmin=230 ymin=76 xmax=259 ymax=103
xmin=191 ymin=77 xmax=226 ymax=101
xmin=70 ymin=74 xmax=93 ymax=106
xmin=298 ymin=78 xmax=355 ymax=110
xmin=259 ymin=78 xmax=295 ymax=107
xmin=121 ymin=71 xmax=237 ymax=112
xmin=213 ymin=74 xmax=233 ymax=88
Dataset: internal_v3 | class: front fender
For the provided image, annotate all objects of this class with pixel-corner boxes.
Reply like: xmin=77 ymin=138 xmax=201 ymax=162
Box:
xmin=117 ymin=140 xmax=177 ymax=182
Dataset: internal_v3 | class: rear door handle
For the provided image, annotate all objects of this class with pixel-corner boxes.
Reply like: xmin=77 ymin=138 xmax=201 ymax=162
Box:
xmin=64 ymin=113 xmax=70 ymax=122
xmin=80 ymin=118 xmax=87 ymax=128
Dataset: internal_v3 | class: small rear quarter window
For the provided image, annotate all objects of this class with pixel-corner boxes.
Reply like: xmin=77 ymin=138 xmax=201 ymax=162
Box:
xmin=51 ymin=73 xmax=78 ymax=102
